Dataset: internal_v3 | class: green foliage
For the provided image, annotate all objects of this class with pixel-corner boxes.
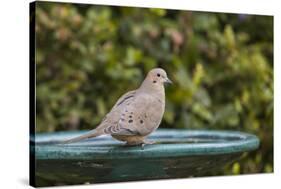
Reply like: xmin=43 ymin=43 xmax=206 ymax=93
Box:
xmin=35 ymin=2 xmax=273 ymax=175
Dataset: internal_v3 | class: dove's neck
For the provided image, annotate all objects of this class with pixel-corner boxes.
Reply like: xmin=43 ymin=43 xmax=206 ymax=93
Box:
xmin=138 ymin=78 xmax=165 ymax=98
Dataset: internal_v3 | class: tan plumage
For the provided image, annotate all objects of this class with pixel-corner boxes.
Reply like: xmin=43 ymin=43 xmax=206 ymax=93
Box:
xmin=64 ymin=68 xmax=172 ymax=145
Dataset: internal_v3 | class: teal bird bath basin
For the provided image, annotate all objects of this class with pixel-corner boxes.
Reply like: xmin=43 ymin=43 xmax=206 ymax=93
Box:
xmin=32 ymin=129 xmax=260 ymax=186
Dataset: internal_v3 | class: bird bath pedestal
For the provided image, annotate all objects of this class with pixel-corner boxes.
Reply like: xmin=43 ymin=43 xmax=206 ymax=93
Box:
xmin=32 ymin=129 xmax=260 ymax=187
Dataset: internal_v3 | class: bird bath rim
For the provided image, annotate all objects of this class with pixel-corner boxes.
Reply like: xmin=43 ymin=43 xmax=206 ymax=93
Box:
xmin=34 ymin=129 xmax=260 ymax=160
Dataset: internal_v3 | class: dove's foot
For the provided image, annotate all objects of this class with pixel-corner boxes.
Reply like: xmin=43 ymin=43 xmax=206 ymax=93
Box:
xmin=141 ymin=140 xmax=155 ymax=150
xmin=125 ymin=140 xmax=155 ymax=149
xmin=142 ymin=140 xmax=155 ymax=145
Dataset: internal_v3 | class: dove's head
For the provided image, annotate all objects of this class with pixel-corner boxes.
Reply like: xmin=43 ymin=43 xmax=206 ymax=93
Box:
xmin=147 ymin=68 xmax=172 ymax=85
xmin=141 ymin=68 xmax=172 ymax=90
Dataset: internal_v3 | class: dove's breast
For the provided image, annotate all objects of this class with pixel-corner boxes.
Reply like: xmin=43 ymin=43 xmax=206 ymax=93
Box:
xmin=134 ymin=91 xmax=165 ymax=136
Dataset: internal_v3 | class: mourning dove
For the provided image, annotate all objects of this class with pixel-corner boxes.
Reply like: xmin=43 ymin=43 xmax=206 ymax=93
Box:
xmin=64 ymin=68 xmax=172 ymax=146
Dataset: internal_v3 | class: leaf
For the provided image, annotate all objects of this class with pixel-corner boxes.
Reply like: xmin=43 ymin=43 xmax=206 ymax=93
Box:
xmin=224 ymin=25 xmax=236 ymax=50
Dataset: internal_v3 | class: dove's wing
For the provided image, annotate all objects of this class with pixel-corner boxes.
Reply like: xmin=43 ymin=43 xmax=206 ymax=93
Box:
xmin=101 ymin=92 xmax=157 ymax=136
xmin=94 ymin=90 xmax=137 ymax=134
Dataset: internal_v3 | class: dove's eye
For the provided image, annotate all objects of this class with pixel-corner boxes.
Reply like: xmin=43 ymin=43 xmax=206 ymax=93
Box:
xmin=157 ymin=73 xmax=161 ymax=77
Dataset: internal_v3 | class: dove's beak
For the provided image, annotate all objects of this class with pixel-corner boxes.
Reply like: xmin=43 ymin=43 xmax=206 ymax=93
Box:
xmin=165 ymin=77 xmax=173 ymax=84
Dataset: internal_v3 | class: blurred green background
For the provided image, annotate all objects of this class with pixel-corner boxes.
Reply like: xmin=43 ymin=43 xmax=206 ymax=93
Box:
xmin=35 ymin=2 xmax=273 ymax=175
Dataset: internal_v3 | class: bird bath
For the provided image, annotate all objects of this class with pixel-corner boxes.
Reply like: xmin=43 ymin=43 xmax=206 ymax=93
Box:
xmin=32 ymin=129 xmax=260 ymax=187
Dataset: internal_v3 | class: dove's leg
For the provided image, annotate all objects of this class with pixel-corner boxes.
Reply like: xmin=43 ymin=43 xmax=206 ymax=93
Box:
xmin=142 ymin=139 xmax=155 ymax=145
xmin=123 ymin=139 xmax=156 ymax=150
xmin=125 ymin=139 xmax=154 ymax=146
xmin=125 ymin=138 xmax=155 ymax=145
xmin=140 ymin=140 xmax=156 ymax=149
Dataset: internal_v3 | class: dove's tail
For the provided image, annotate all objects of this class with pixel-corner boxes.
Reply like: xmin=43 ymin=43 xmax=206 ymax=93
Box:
xmin=62 ymin=130 xmax=101 ymax=144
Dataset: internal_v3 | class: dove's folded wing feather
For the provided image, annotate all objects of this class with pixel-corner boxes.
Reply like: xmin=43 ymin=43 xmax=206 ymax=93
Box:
xmin=102 ymin=92 xmax=154 ymax=136
xmin=94 ymin=90 xmax=137 ymax=135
